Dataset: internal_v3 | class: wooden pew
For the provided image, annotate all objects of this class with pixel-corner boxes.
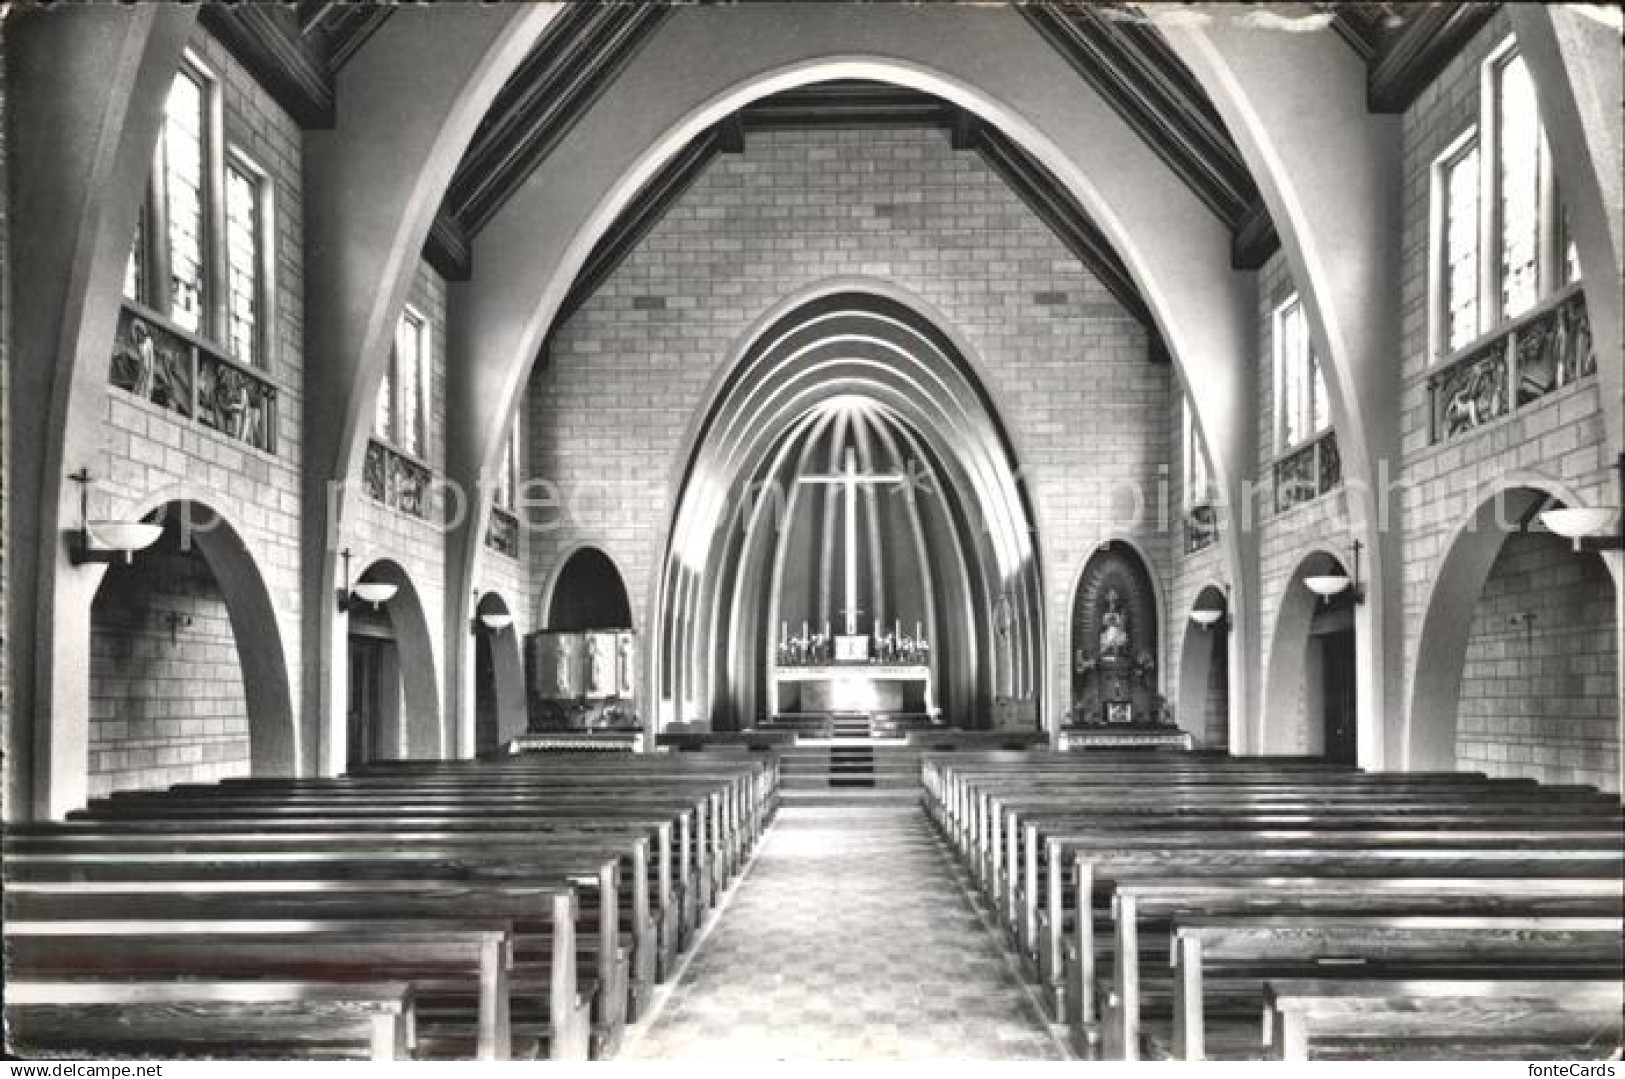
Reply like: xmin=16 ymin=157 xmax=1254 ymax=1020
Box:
xmin=1262 ymin=978 xmax=1624 ymax=1060
xmin=6 ymin=979 xmax=416 ymax=1061
xmin=5 ymin=917 xmax=532 ymax=1061
xmin=41 ymin=804 xmax=689 ymax=980
xmin=5 ymin=843 xmax=631 ymax=1058
xmin=1070 ymin=846 xmax=1624 ymax=1052
xmin=1027 ymin=813 xmax=1623 ymax=1015
xmin=1077 ymin=875 xmax=1624 ymax=1060
xmin=1165 ymin=914 xmax=1624 ymax=1060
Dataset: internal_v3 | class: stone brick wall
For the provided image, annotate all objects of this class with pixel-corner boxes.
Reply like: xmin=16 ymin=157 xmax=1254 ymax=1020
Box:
xmin=528 ymin=126 xmax=1169 ymax=728
xmin=1 ymin=22 xmax=11 ymax=743
xmin=88 ymin=542 xmax=250 ymax=797
xmin=92 ymin=26 xmax=304 ymax=794
xmin=1397 ymin=10 xmax=1617 ymax=786
xmin=1456 ymin=532 xmax=1617 ymax=789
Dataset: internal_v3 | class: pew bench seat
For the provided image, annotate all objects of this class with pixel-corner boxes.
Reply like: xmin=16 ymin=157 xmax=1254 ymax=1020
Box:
xmin=6 ymin=979 xmax=416 ymax=1061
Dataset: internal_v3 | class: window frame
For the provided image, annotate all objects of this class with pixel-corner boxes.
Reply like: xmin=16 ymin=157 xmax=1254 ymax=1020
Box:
xmin=496 ymin=415 xmax=522 ymax=511
xmin=1272 ymin=291 xmax=1330 ymax=456
xmin=127 ymin=51 xmax=278 ymax=371
xmin=378 ymin=305 xmax=431 ymax=461
xmin=1428 ymin=125 xmax=1482 ymax=361
xmin=1182 ymin=394 xmax=1213 ymax=512
xmin=1431 ymin=37 xmax=1572 ymax=364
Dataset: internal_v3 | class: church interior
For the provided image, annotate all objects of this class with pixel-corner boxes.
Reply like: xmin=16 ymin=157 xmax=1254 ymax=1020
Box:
xmin=3 ymin=0 xmax=1623 ymax=1063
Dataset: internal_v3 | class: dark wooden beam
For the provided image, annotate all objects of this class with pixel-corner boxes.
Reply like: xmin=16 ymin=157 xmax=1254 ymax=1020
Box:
xmin=197 ymin=3 xmax=334 ymax=128
xmin=302 ymin=3 xmax=393 ymax=73
xmin=1231 ymin=201 xmax=1279 ymax=271
xmin=448 ymin=3 xmax=672 ymax=236
xmin=1021 ymin=2 xmax=1257 ymax=226
xmin=424 ymin=210 xmax=472 ymax=283
xmin=739 ymin=79 xmax=958 ymax=131
xmin=1367 ymin=3 xmax=1500 ymax=112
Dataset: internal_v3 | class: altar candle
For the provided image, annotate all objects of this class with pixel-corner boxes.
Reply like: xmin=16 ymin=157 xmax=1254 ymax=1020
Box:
xmin=916 ymin=621 xmax=922 ymax=642
xmin=781 ymin=622 xmax=788 ymax=644
xmin=895 ymin=619 xmax=901 ymax=641
xmin=823 ymin=621 xmax=829 ymax=639
xmin=802 ymin=621 xmax=808 ymax=641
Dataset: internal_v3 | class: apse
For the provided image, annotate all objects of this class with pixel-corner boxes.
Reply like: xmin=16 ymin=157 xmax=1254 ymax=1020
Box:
xmin=656 ymin=292 xmax=1044 ymax=731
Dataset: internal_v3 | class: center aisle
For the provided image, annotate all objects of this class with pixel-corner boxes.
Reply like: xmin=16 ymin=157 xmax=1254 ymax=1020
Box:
xmin=624 ymin=806 xmax=1068 ymax=1060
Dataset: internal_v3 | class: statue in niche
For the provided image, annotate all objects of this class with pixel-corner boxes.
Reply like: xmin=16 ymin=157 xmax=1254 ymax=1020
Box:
xmin=1099 ymin=588 xmax=1130 ymax=658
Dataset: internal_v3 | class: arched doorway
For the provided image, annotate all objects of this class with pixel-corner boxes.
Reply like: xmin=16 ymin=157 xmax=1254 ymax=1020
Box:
xmin=653 ymin=290 xmax=1043 ymax=733
xmin=546 ymin=547 xmax=633 ymax=631
xmin=472 ymin=591 xmax=527 ymax=755
xmin=1410 ymin=486 xmax=1620 ymax=790
xmin=345 ymin=558 xmax=441 ymax=768
xmin=1265 ymin=548 xmax=1359 ymax=763
xmin=1068 ymin=541 xmax=1162 ymax=727
xmin=1176 ymin=584 xmax=1230 ymax=748
xmin=87 ymin=500 xmax=295 ymax=797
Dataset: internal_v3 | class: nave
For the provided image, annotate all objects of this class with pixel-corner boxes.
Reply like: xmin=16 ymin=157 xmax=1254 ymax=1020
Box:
xmin=627 ymin=807 xmax=1066 ymax=1060
xmin=7 ymin=743 xmax=1622 ymax=1062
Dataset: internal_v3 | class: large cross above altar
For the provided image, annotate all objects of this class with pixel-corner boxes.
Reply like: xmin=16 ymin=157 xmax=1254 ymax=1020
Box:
xmin=799 ymin=447 xmax=905 ymax=636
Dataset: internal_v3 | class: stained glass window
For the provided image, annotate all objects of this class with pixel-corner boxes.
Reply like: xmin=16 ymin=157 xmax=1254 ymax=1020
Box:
xmin=225 ymin=164 xmax=262 ymax=366
xmin=1497 ymin=52 xmax=1542 ymax=320
xmin=1443 ymin=141 xmax=1480 ymax=351
xmin=1183 ymin=396 xmax=1211 ymax=508
xmin=374 ymin=359 xmax=394 ymax=443
xmin=491 ymin=421 xmax=519 ymax=510
xmin=1277 ymin=295 xmax=1330 ymax=451
xmin=124 ymin=208 xmax=145 ymax=304
xmin=163 ymin=70 xmax=207 ymax=334
xmin=393 ymin=310 xmax=427 ymax=458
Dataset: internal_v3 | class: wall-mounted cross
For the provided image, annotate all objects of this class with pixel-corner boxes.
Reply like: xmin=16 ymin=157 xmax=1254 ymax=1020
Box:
xmin=799 ymin=447 xmax=904 ymax=636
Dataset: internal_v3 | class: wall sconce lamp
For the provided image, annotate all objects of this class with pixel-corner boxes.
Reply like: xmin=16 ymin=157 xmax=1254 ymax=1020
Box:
xmin=1304 ymin=539 xmax=1366 ymax=605
xmin=474 ymin=611 xmax=515 ymax=633
xmin=337 ymin=548 xmax=397 ymax=613
xmin=67 ymin=469 xmax=163 ymax=565
xmin=1189 ymin=586 xmax=1231 ymax=630
xmin=1540 ymin=507 xmax=1621 ymax=553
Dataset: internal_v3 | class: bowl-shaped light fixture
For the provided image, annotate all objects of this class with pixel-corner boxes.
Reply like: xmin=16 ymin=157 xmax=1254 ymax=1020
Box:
xmin=1303 ymin=574 xmax=1352 ymax=599
xmin=87 ymin=520 xmax=164 ymax=554
xmin=1190 ymin=607 xmax=1224 ymax=627
xmin=351 ymin=581 xmax=398 ymax=608
xmin=479 ymin=611 xmax=515 ymax=631
xmin=1540 ymin=506 xmax=1616 ymax=539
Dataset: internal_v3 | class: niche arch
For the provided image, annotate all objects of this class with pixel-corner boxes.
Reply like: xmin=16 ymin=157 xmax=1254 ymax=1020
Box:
xmin=87 ymin=497 xmax=298 ymax=783
xmin=347 ymin=557 xmax=442 ymax=762
xmin=1263 ymin=546 xmax=1357 ymax=760
xmin=1176 ymin=583 xmax=1231 ymax=748
xmin=545 ymin=546 xmax=634 ymax=631
xmin=473 ymin=590 xmax=527 ymax=754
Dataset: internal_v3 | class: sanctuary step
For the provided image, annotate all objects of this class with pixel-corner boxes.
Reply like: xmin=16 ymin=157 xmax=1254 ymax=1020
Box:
xmin=776 ymin=745 xmax=924 ymax=807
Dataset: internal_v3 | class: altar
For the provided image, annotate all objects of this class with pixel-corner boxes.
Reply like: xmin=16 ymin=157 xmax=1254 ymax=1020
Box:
xmin=774 ymin=663 xmax=936 ymax=716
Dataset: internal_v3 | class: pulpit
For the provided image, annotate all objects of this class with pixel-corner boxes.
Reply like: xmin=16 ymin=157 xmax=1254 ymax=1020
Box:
xmin=524 ymin=629 xmax=640 ymax=739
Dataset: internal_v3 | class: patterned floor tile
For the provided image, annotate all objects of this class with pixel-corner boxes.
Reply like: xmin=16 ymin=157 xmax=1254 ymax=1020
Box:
xmin=623 ymin=807 xmax=1067 ymax=1061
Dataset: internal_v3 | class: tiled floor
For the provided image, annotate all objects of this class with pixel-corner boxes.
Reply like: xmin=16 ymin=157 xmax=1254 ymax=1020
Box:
xmin=624 ymin=806 xmax=1068 ymax=1060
